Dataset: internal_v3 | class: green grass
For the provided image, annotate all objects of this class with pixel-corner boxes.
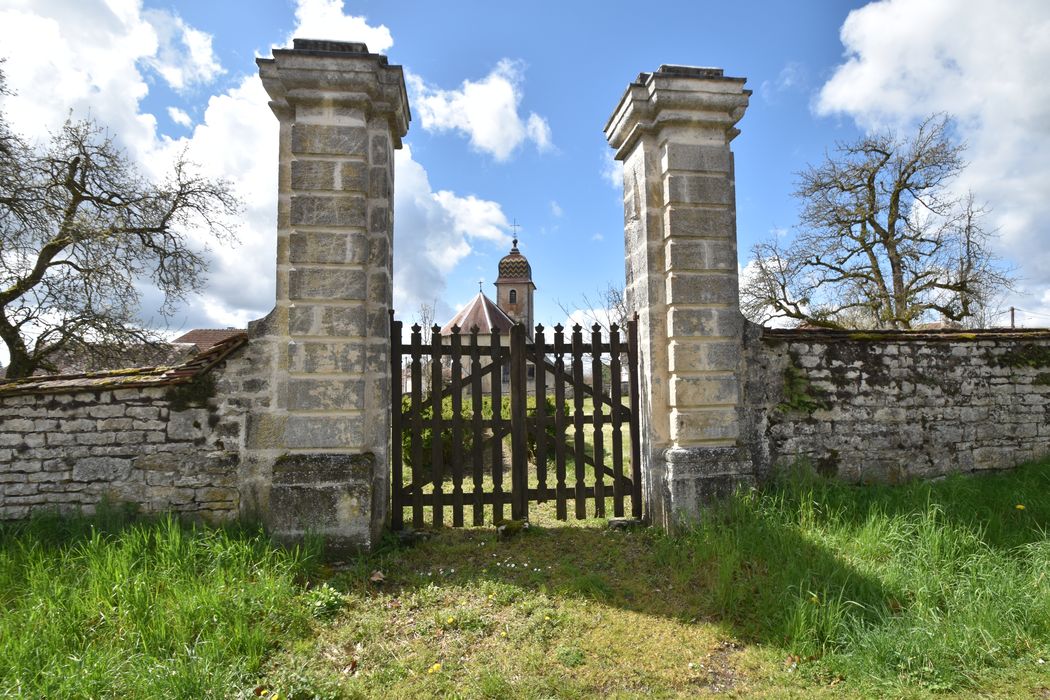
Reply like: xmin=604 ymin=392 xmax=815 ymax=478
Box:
xmin=265 ymin=459 xmax=1050 ymax=698
xmin=2 ymin=460 xmax=1048 ymax=698
xmin=0 ymin=504 xmax=320 ymax=699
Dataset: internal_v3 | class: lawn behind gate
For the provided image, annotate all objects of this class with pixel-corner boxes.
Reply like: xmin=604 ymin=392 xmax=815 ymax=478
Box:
xmin=1 ymin=459 xmax=1048 ymax=698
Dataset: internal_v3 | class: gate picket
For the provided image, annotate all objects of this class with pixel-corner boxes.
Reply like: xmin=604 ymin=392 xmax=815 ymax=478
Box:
xmin=409 ymin=324 xmax=424 ymax=529
xmin=392 ymin=318 xmax=642 ymax=528
xmin=609 ymin=323 xmax=625 ymax=518
xmin=450 ymin=326 xmax=465 ymax=527
xmin=390 ymin=314 xmax=404 ymax=530
xmin=469 ymin=326 xmax=484 ymax=525
xmin=590 ymin=323 xmax=606 ymax=517
xmin=430 ymin=324 xmax=444 ymax=527
xmin=570 ymin=324 xmax=587 ymax=519
xmin=489 ymin=328 xmax=505 ymax=524
xmin=534 ymin=325 xmax=548 ymax=502
xmin=553 ymin=324 xmax=569 ymax=520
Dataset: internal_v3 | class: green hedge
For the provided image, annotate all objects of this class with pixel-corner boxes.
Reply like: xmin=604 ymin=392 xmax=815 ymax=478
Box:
xmin=401 ymin=394 xmax=562 ymax=482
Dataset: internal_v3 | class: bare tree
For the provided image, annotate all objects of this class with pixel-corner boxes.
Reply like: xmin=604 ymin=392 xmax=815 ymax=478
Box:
xmin=557 ymin=282 xmax=631 ymax=335
xmin=741 ymin=115 xmax=1013 ymax=329
xmin=0 ymin=105 xmax=240 ymax=378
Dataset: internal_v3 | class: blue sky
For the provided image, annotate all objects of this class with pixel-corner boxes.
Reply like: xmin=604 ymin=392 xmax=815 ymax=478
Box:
xmin=2 ymin=0 xmax=1049 ymax=338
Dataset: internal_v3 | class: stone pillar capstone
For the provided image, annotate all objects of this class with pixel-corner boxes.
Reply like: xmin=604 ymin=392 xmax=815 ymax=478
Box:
xmin=604 ymin=65 xmax=751 ymax=529
xmin=249 ymin=39 xmax=409 ymax=550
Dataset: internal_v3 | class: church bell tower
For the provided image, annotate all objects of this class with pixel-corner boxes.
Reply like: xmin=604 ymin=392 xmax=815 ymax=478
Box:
xmin=494 ymin=237 xmax=535 ymax=333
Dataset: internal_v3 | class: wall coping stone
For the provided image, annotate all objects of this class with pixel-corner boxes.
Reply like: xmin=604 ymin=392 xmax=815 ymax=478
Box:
xmin=0 ymin=334 xmax=247 ymax=398
xmin=760 ymin=327 xmax=1050 ymax=344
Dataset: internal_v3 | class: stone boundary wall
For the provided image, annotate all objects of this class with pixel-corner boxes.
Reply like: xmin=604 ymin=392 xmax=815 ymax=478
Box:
xmin=0 ymin=385 xmax=240 ymax=521
xmin=743 ymin=326 xmax=1050 ymax=483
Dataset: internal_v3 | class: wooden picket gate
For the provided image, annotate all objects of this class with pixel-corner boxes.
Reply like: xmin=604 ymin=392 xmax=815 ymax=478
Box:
xmin=390 ymin=314 xmax=642 ymax=529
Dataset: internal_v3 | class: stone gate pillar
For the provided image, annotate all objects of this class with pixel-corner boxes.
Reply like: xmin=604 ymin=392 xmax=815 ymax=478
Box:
xmin=604 ymin=66 xmax=751 ymax=529
xmin=250 ymin=39 xmax=409 ymax=550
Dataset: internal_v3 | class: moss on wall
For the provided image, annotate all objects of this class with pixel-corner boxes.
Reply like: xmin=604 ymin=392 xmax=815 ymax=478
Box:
xmin=165 ymin=374 xmax=217 ymax=412
xmin=776 ymin=365 xmax=828 ymax=415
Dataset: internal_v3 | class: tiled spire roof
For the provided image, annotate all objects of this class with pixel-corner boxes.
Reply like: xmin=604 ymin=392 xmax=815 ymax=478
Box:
xmin=440 ymin=292 xmax=515 ymax=335
xmin=496 ymin=238 xmax=532 ymax=282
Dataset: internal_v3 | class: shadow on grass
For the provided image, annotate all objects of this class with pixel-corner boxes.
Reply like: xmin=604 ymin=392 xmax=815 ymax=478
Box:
xmin=337 ymin=497 xmax=895 ymax=658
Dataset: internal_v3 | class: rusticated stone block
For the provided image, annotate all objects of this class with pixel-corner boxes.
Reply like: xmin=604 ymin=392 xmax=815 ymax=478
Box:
xmin=291 ymin=124 xmax=367 ymax=156
xmin=667 ymin=307 xmax=744 ymax=338
xmin=287 ymin=268 xmax=366 ymax=301
xmin=281 ymin=415 xmax=365 ymax=449
xmin=290 ymin=160 xmax=336 ymax=190
xmin=663 ymin=207 xmax=734 ymax=239
xmin=286 ymin=378 xmax=365 ymax=412
xmin=666 ymin=174 xmax=732 ymax=206
xmin=289 ymin=231 xmax=368 ymax=264
xmin=667 ymin=272 xmax=739 ymax=305
xmin=662 ymin=143 xmax=731 ymax=173
xmin=671 ymin=407 xmax=739 ymax=443
xmin=287 ymin=341 xmax=365 ymax=373
xmin=289 ymin=195 xmax=367 ymax=228
xmin=670 ymin=374 xmax=740 ymax=407
xmin=665 ymin=239 xmax=737 ymax=271
xmin=340 ymin=162 xmax=369 ymax=193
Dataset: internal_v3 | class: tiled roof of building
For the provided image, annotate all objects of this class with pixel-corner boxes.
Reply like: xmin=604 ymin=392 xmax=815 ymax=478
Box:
xmin=0 ymin=333 xmax=248 ymax=397
xmin=172 ymin=328 xmax=247 ymax=351
xmin=440 ymin=292 xmax=515 ymax=335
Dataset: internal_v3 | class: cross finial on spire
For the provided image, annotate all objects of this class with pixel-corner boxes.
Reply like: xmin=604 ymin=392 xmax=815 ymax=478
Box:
xmin=510 ymin=218 xmax=521 ymax=247
xmin=478 ymin=278 xmax=483 ymax=292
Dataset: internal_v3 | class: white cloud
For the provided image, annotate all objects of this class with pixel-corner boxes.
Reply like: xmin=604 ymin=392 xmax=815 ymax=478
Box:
xmin=291 ymin=0 xmax=393 ymax=54
xmin=550 ymin=200 xmax=563 ymax=218
xmin=591 ymin=232 xmax=604 ymax=241
xmin=167 ymin=106 xmax=192 ymax=127
xmin=601 ymin=149 xmax=622 ymax=189
xmin=142 ymin=8 xmax=223 ymax=91
xmin=407 ymin=59 xmax=552 ymax=161
xmin=394 ymin=146 xmax=511 ymax=317
xmin=760 ymin=61 xmax=804 ymax=102
xmin=0 ymin=0 xmax=518 ymax=341
xmin=817 ymin=0 xmax=1050 ymax=324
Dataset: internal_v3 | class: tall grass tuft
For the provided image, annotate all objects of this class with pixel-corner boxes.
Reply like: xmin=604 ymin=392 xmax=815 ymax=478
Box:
xmin=678 ymin=460 xmax=1050 ymax=693
xmin=0 ymin=504 xmax=318 ymax=699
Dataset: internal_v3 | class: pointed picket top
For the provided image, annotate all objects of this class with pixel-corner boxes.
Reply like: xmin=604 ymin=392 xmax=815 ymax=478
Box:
xmin=431 ymin=323 xmax=441 ymax=335
xmin=610 ymin=322 xmax=620 ymax=333
xmin=592 ymin=322 xmax=603 ymax=334
xmin=450 ymin=324 xmax=461 ymax=336
xmin=469 ymin=324 xmax=480 ymax=335
xmin=572 ymin=323 xmax=583 ymax=333
xmin=411 ymin=323 xmax=421 ymax=334
xmin=553 ymin=323 xmax=564 ymax=334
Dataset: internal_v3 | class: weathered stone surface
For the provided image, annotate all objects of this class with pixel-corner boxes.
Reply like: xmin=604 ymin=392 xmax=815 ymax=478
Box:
xmin=662 ymin=143 xmax=732 ymax=173
xmin=290 ymin=160 xmax=336 ymax=190
xmin=287 ymin=341 xmax=365 ymax=373
xmin=666 ymin=174 xmax=732 ymax=206
xmin=289 ymin=195 xmax=367 ymax=228
xmin=664 ymin=239 xmax=736 ymax=271
xmin=667 ymin=307 xmax=744 ymax=338
xmin=667 ymin=272 xmax=739 ymax=305
xmin=744 ymin=327 xmax=1050 ymax=484
xmin=287 ymin=268 xmax=366 ymax=301
xmin=670 ymin=374 xmax=739 ymax=407
xmin=663 ymin=207 xmax=735 ymax=239
xmin=290 ymin=124 xmax=367 ymax=156
xmin=339 ymin=161 xmax=369 ymax=192
xmin=286 ymin=378 xmax=365 ymax=412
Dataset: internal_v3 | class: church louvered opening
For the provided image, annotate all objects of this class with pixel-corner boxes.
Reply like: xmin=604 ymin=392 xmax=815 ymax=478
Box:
xmin=390 ymin=315 xmax=642 ymax=529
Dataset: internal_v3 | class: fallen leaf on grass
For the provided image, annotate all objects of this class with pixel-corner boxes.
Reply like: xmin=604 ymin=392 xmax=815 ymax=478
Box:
xmin=370 ymin=570 xmax=385 ymax=584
